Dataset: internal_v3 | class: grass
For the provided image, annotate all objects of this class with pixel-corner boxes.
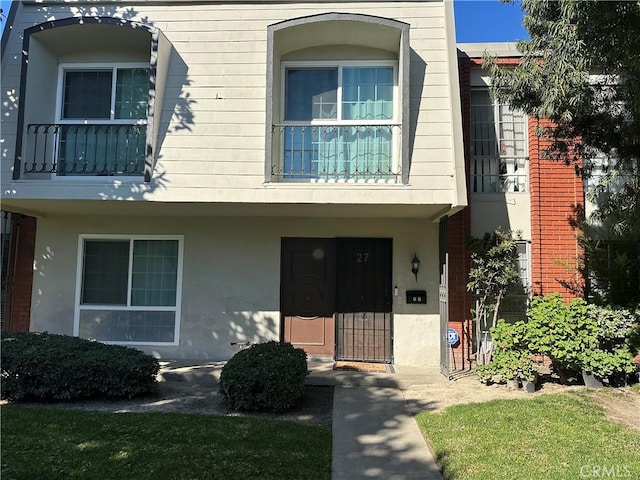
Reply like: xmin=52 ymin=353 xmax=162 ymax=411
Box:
xmin=417 ymin=393 xmax=640 ymax=480
xmin=1 ymin=406 xmax=331 ymax=480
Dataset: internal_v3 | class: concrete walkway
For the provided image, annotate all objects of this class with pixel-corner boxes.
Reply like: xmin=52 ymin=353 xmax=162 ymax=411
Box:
xmin=161 ymin=359 xmax=447 ymax=480
xmin=331 ymin=385 xmax=444 ymax=480
xmin=304 ymin=362 xmax=445 ymax=480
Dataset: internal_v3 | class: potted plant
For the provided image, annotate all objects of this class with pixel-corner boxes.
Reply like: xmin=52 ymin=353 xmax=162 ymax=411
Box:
xmin=474 ymin=319 xmax=537 ymax=390
xmin=525 ymin=295 xmax=592 ymax=384
xmin=517 ymin=363 xmax=539 ymax=394
xmin=491 ymin=348 xmax=536 ymax=390
xmin=578 ymin=305 xmax=638 ymax=387
xmin=579 ymin=347 xmax=636 ymax=387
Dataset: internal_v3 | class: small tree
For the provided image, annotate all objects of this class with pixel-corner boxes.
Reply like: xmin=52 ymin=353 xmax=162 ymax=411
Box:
xmin=467 ymin=229 xmax=521 ymax=365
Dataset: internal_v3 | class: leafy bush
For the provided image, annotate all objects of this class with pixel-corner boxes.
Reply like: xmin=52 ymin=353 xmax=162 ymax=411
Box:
xmin=587 ymin=304 xmax=636 ymax=343
xmin=526 ymin=294 xmax=594 ymax=376
xmin=219 ymin=341 xmax=308 ymax=412
xmin=581 ymin=304 xmax=637 ymax=379
xmin=1 ymin=332 xmax=159 ymax=401
xmin=475 ymin=319 xmax=537 ymax=383
xmin=523 ymin=296 xmax=636 ymax=382
xmin=476 ymin=298 xmax=638 ymax=386
xmin=579 ymin=348 xmax=636 ymax=379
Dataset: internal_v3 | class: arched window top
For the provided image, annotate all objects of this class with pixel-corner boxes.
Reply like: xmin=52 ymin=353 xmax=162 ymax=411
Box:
xmin=269 ymin=12 xmax=409 ymax=57
xmin=15 ymin=16 xmax=172 ymax=182
xmin=26 ymin=17 xmax=154 ymax=60
xmin=26 ymin=16 xmax=155 ymax=37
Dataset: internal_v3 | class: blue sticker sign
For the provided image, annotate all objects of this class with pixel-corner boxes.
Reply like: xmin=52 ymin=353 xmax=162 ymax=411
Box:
xmin=447 ymin=328 xmax=460 ymax=345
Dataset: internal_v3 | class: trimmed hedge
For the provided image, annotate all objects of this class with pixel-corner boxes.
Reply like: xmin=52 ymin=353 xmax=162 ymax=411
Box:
xmin=219 ymin=341 xmax=308 ymax=412
xmin=1 ymin=332 xmax=160 ymax=401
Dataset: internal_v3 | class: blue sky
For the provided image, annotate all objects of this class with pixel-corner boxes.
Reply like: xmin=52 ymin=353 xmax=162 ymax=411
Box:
xmin=1 ymin=0 xmax=527 ymax=42
xmin=1 ymin=0 xmax=12 ymax=32
xmin=455 ymin=0 xmax=528 ymax=43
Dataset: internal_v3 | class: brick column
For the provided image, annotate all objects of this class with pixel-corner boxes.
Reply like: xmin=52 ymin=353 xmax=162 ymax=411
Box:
xmin=445 ymin=56 xmax=474 ymax=370
xmin=528 ymin=118 xmax=584 ymax=297
xmin=4 ymin=214 xmax=37 ymax=332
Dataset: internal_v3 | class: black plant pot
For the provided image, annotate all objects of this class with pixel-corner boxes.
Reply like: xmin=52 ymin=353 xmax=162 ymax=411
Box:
xmin=552 ymin=360 xmax=580 ymax=384
xmin=522 ymin=379 xmax=536 ymax=394
xmin=608 ymin=372 xmax=627 ymax=388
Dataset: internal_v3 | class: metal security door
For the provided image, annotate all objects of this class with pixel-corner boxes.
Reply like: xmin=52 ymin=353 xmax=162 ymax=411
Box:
xmin=335 ymin=238 xmax=392 ymax=363
xmin=439 ymin=217 xmax=450 ymax=377
xmin=281 ymin=238 xmax=336 ymax=358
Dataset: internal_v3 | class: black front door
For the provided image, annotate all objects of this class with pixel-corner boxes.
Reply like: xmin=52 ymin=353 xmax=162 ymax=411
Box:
xmin=335 ymin=238 xmax=393 ymax=363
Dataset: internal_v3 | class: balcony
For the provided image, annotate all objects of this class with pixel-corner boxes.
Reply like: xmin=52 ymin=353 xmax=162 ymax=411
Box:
xmin=21 ymin=124 xmax=146 ymax=177
xmin=271 ymin=124 xmax=401 ymax=183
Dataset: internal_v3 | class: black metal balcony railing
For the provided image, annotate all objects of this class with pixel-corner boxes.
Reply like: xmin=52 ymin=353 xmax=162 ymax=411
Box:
xmin=23 ymin=124 xmax=146 ymax=176
xmin=272 ymin=124 xmax=400 ymax=182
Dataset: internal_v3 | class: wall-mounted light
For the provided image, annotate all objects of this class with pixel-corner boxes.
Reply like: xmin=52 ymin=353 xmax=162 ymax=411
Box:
xmin=411 ymin=253 xmax=420 ymax=281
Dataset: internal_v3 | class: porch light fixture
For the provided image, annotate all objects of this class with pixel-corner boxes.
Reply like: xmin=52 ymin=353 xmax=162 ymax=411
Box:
xmin=411 ymin=253 xmax=420 ymax=281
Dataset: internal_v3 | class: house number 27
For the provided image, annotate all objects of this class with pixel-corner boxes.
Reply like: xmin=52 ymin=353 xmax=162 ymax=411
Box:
xmin=356 ymin=252 xmax=369 ymax=263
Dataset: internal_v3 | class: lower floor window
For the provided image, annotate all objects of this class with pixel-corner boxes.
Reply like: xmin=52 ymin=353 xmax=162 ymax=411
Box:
xmin=500 ymin=241 xmax=531 ymax=322
xmin=75 ymin=236 xmax=182 ymax=344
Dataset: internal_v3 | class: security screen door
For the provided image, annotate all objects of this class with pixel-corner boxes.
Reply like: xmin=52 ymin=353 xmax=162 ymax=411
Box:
xmin=281 ymin=237 xmax=392 ymax=363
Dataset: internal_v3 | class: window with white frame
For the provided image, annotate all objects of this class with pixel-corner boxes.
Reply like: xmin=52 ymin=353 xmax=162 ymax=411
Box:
xmin=276 ymin=62 xmax=399 ymax=181
xmin=584 ymin=153 xmax=637 ymax=195
xmin=57 ymin=64 xmax=148 ymax=176
xmin=75 ymin=236 xmax=182 ymax=345
xmin=515 ymin=241 xmax=531 ymax=291
xmin=500 ymin=240 xmax=531 ymax=322
xmin=471 ymin=89 xmax=528 ymax=193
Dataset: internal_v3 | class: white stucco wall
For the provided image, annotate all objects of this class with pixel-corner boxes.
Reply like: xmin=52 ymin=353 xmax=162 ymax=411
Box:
xmin=30 ymin=214 xmax=442 ymax=366
xmin=470 ymin=193 xmax=531 ymax=239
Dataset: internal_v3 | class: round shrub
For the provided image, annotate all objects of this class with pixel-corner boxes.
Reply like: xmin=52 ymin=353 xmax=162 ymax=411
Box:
xmin=1 ymin=331 xmax=160 ymax=401
xmin=219 ymin=341 xmax=308 ymax=412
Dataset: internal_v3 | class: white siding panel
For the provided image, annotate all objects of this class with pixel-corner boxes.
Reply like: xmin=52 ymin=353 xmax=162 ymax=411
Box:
xmin=407 ymin=161 xmax=454 ymax=177
xmin=410 ymin=61 xmax=450 ymax=75
xmin=2 ymin=1 xmax=466 ymax=209
xmin=161 ymin=161 xmax=263 ymax=175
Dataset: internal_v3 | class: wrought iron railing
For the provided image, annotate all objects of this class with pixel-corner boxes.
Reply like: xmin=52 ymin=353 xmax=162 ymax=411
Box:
xmin=272 ymin=124 xmax=401 ymax=182
xmin=23 ymin=124 xmax=146 ymax=176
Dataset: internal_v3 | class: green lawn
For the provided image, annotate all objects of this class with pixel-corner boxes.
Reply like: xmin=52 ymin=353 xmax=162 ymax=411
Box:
xmin=417 ymin=393 xmax=640 ymax=480
xmin=1 ymin=406 xmax=331 ymax=480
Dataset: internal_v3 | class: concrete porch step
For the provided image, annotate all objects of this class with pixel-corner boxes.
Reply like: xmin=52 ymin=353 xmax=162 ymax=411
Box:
xmin=157 ymin=359 xmax=411 ymax=389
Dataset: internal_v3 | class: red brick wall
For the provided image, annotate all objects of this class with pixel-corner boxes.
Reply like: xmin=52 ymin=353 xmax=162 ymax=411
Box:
xmin=528 ymin=118 xmax=584 ymax=297
xmin=445 ymin=56 xmax=474 ymax=370
xmin=4 ymin=215 xmax=37 ymax=332
xmin=447 ymin=211 xmax=472 ymax=369
xmin=448 ymin=56 xmax=583 ymax=371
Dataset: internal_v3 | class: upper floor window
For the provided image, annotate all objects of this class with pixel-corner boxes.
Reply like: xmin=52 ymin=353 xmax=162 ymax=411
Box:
xmin=61 ymin=67 xmax=148 ymax=121
xmin=14 ymin=18 xmax=169 ymax=181
xmin=471 ymin=89 xmax=528 ymax=193
xmin=285 ymin=65 xmax=394 ymax=122
xmin=266 ymin=13 xmax=409 ymax=185
xmin=54 ymin=64 xmax=148 ymax=177
xmin=275 ymin=62 xmax=398 ymax=182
